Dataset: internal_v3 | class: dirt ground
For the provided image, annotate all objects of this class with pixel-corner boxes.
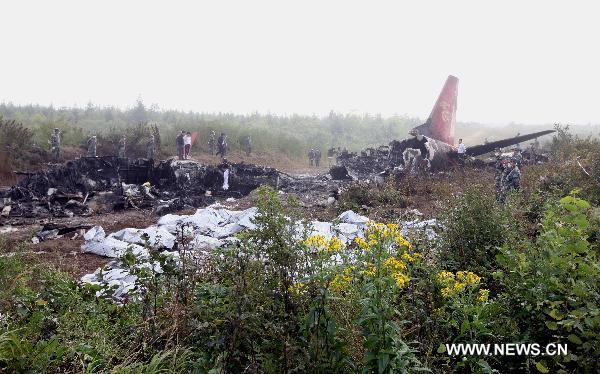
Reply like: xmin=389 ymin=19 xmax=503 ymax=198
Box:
xmin=0 ymin=192 xmax=266 ymax=279
xmin=1 ymin=209 xmax=162 ymax=277
xmin=182 ymin=149 xmax=330 ymax=175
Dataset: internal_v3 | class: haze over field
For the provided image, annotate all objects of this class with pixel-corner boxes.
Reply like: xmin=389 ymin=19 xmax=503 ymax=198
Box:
xmin=1 ymin=0 xmax=599 ymax=125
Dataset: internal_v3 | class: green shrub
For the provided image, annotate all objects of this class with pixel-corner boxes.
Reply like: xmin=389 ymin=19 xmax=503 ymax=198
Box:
xmin=496 ymin=192 xmax=600 ymax=372
xmin=438 ymin=186 xmax=509 ymax=273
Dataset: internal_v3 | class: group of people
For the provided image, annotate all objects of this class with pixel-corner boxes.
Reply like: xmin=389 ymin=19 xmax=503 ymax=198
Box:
xmin=495 ymin=148 xmax=522 ymax=202
xmin=48 ymin=127 xmax=255 ymax=162
xmin=48 ymin=128 xmax=157 ymax=161
xmin=308 ymin=148 xmax=322 ymax=166
xmin=175 ymin=131 xmax=193 ymax=160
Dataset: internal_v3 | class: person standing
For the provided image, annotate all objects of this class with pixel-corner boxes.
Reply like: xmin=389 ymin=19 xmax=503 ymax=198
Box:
xmin=499 ymin=160 xmax=521 ymax=203
xmin=184 ymin=131 xmax=192 ymax=159
xmin=504 ymin=160 xmax=521 ymax=192
xmin=146 ymin=135 xmax=156 ymax=160
xmin=243 ymin=135 xmax=252 ymax=156
xmin=216 ymin=132 xmax=227 ymax=159
xmin=457 ymin=138 xmax=466 ymax=166
xmin=175 ymin=130 xmax=185 ymax=160
xmin=514 ymin=149 xmax=523 ymax=168
xmin=308 ymin=149 xmax=315 ymax=166
xmin=315 ymin=148 xmax=321 ymax=167
xmin=118 ymin=135 xmax=127 ymax=158
xmin=208 ymin=130 xmax=216 ymax=155
xmin=327 ymin=147 xmax=336 ymax=166
xmin=87 ymin=135 xmax=97 ymax=157
xmin=49 ymin=128 xmax=61 ymax=160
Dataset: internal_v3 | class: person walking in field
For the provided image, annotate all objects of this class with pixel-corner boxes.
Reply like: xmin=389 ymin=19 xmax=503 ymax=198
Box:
xmin=184 ymin=131 xmax=192 ymax=159
xmin=176 ymin=130 xmax=185 ymax=160
xmin=314 ymin=148 xmax=321 ymax=167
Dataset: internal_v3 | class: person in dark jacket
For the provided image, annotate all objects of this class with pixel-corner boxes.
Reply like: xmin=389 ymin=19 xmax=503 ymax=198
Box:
xmin=216 ymin=133 xmax=227 ymax=159
xmin=175 ymin=130 xmax=185 ymax=160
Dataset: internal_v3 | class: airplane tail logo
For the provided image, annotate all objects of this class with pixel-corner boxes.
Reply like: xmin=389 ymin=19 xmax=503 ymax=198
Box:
xmin=411 ymin=75 xmax=458 ymax=145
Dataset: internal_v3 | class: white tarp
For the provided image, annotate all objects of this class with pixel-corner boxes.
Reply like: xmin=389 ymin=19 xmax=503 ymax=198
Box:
xmin=81 ymin=225 xmax=147 ymax=258
xmin=109 ymin=226 xmax=176 ymax=249
xmin=82 ymin=206 xmax=441 ymax=300
xmin=338 ymin=210 xmax=369 ymax=225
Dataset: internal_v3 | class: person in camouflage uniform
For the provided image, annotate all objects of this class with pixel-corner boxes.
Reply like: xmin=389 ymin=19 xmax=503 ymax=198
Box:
xmin=50 ymin=128 xmax=61 ymax=160
xmin=498 ymin=159 xmax=521 ymax=203
xmin=514 ymin=149 xmax=524 ymax=168
xmin=147 ymin=135 xmax=156 ymax=159
xmin=503 ymin=160 xmax=521 ymax=192
xmin=208 ymin=131 xmax=216 ymax=155
xmin=243 ymin=135 xmax=252 ymax=156
xmin=314 ymin=149 xmax=321 ymax=166
xmin=118 ymin=135 xmax=127 ymax=158
xmin=87 ymin=135 xmax=97 ymax=157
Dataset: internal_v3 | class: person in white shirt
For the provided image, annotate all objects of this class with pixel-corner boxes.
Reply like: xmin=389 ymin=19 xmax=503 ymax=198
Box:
xmin=457 ymin=138 xmax=466 ymax=166
xmin=183 ymin=132 xmax=192 ymax=159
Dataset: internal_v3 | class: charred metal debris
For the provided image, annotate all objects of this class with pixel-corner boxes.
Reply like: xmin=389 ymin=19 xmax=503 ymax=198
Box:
xmin=331 ymin=136 xmax=551 ymax=180
xmin=0 ymin=157 xmax=338 ymax=222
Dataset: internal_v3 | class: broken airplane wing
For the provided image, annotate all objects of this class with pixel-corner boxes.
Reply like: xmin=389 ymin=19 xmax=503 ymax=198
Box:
xmin=466 ymin=129 xmax=555 ymax=157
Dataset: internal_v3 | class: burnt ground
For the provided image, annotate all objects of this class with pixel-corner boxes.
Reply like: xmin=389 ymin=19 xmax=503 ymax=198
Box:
xmin=1 ymin=163 xmax=500 ymax=281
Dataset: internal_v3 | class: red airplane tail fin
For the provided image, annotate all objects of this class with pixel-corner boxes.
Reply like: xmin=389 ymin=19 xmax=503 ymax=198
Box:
xmin=411 ymin=75 xmax=459 ymax=145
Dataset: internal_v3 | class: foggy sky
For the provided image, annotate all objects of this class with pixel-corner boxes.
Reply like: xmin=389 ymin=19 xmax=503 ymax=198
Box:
xmin=2 ymin=0 xmax=599 ymax=125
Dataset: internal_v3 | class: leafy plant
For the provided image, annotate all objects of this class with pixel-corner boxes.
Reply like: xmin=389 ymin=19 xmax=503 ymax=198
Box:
xmin=496 ymin=192 xmax=600 ymax=372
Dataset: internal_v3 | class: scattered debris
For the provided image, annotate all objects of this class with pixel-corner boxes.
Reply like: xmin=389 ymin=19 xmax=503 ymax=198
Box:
xmin=32 ymin=223 xmax=92 ymax=244
xmin=78 ymin=205 xmax=439 ymax=300
xmin=1 ymin=158 xmax=346 ymax=223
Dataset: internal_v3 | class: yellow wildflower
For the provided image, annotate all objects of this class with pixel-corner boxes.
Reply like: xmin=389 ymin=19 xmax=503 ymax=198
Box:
xmin=478 ymin=289 xmax=490 ymax=303
xmin=456 ymin=271 xmax=481 ymax=285
xmin=392 ymin=272 xmax=410 ymax=288
xmin=437 ymin=271 xmax=455 ymax=284
xmin=453 ymin=282 xmax=466 ymax=293
xmin=327 ymin=237 xmax=344 ymax=253
xmin=303 ymin=235 xmax=327 ymax=249
xmin=394 ymin=235 xmax=411 ymax=249
xmin=354 ymin=237 xmax=369 ymax=251
xmin=441 ymin=287 xmax=453 ymax=298
xmin=362 ymin=263 xmax=377 ymax=277
xmin=383 ymin=257 xmax=407 ymax=272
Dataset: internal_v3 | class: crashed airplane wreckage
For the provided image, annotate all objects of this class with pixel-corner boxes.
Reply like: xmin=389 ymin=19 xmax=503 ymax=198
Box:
xmin=331 ymin=75 xmax=555 ymax=179
xmin=0 ymin=156 xmax=336 ymax=221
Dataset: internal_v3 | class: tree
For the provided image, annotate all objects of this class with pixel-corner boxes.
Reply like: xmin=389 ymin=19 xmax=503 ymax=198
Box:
xmin=131 ymin=97 xmax=148 ymax=123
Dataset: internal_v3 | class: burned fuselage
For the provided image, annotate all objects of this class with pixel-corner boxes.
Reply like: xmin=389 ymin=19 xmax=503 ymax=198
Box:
xmin=335 ymin=135 xmax=459 ymax=179
xmin=0 ymin=157 xmax=304 ymax=221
